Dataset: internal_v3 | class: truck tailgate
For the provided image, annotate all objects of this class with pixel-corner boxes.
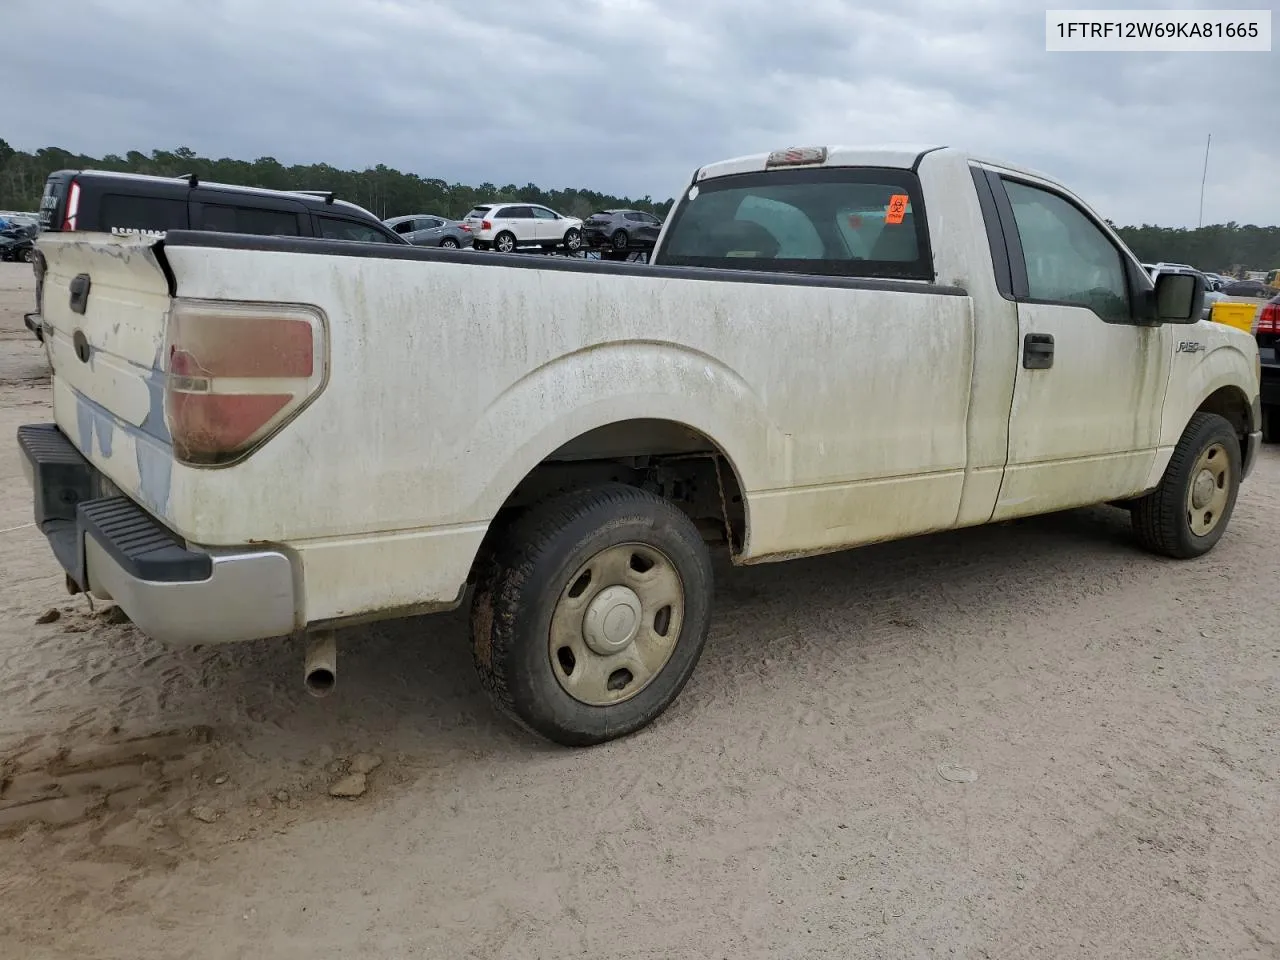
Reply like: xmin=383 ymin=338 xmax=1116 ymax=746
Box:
xmin=38 ymin=232 xmax=176 ymax=515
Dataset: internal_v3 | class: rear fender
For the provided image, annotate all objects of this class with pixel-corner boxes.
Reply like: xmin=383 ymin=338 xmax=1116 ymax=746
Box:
xmin=464 ymin=340 xmax=784 ymax=551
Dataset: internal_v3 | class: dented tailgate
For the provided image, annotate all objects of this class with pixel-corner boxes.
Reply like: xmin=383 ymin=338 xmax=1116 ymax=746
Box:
xmin=38 ymin=232 xmax=176 ymax=518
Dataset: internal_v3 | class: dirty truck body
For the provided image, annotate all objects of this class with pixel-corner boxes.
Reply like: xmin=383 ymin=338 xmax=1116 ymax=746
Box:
xmin=19 ymin=145 xmax=1261 ymax=745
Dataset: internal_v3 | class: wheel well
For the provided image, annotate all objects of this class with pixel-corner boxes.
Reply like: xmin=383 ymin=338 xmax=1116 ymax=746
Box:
xmin=1197 ymin=386 xmax=1252 ymax=448
xmin=479 ymin=419 xmax=748 ymax=563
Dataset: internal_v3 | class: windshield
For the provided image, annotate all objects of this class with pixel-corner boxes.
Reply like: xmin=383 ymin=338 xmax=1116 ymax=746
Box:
xmin=656 ymin=167 xmax=933 ymax=280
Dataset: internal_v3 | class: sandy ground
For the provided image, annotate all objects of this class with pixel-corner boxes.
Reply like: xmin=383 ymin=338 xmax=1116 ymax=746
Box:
xmin=0 ymin=260 xmax=1277 ymax=959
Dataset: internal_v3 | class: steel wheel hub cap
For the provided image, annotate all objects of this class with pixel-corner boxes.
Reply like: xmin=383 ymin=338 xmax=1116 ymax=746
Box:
xmin=548 ymin=542 xmax=685 ymax=706
xmin=1191 ymin=469 xmax=1216 ymax=509
xmin=1186 ymin=442 xmax=1230 ymax=537
xmin=583 ymin=585 xmax=643 ymax=654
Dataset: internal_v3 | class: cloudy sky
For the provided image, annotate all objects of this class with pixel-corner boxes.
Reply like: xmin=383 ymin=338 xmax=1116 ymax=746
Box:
xmin=3 ymin=0 xmax=1277 ymax=226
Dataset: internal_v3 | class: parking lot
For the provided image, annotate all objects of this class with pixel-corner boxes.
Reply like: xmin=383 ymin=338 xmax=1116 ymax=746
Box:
xmin=1 ymin=260 xmax=1278 ymax=959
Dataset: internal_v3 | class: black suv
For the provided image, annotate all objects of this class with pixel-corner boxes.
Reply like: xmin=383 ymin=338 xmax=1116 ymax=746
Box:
xmin=37 ymin=169 xmax=403 ymax=241
xmin=25 ymin=169 xmax=406 ymax=339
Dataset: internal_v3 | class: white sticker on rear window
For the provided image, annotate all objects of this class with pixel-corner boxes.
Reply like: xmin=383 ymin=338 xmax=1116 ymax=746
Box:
xmin=687 ymin=185 xmax=699 ymax=201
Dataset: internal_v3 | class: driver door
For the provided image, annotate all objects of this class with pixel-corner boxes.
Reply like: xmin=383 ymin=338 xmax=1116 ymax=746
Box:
xmin=985 ymin=170 xmax=1172 ymax=520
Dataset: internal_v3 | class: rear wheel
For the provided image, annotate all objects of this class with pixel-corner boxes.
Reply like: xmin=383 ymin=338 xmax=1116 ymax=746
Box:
xmin=470 ymin=483 xmax=714 ymax=746
xmin=611 ymin=230 xmax=629 ymax=251
xmin=1132 ymin=412 xmax=1240 ymax=558
xmin=440 ymin=237 xmax=459 ymax=249
xmin=494 ymin=231 xmax=516 ymax=253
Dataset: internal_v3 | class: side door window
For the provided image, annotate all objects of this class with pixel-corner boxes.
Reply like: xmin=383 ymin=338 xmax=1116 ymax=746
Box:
xmin=195 ymin=203 xmax=303 ymax=236
xmin=633 ymin=211 xmax=661 ymax=240
xmin=504 ymin=206 xmax=534 ymax=241
xmin=316 ymin=216 xmax=397 ymax=243
xmin=531 ymin=205 xmax=561 ymax=240
xmin=99 ymin=193 xmax=188 ymax=234
xmin=1002 ymin=179 xmax=1130 ymax=323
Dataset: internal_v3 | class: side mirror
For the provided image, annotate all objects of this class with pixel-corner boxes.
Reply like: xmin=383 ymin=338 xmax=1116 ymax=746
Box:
xmin=1153 ymin=271 xmax=1204 ymax=323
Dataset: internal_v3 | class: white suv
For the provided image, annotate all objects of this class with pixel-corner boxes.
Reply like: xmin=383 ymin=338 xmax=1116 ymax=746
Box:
xmin=465 ymin=203 xmax=583 ymax=253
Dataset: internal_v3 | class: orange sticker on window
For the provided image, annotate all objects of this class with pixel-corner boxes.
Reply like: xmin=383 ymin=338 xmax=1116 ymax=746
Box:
xmin=885 ymin=194 xmax=909 ymax=225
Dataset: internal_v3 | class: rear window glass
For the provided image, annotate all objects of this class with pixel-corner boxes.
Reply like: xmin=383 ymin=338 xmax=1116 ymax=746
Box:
xmin=466 ymin=206 xmax=492 ymax=218
xmin=197 ymin=204 xmax=301 ymax=236
xmin=658 ymin=167 xmax=932 ymax=280
xmin=39 ymin=178 xmax=63 ymax=229
xmin=100 ymin=194 xmax=188 ymax=234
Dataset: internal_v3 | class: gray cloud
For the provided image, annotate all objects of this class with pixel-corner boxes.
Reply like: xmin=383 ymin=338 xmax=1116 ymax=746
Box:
xmin=2 ymin=0 xmax=1276 ymax=225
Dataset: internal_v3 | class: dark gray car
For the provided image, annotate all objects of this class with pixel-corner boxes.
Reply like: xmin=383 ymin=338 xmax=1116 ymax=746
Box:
xmin=384 ymin=214 xmax=473 ymax=248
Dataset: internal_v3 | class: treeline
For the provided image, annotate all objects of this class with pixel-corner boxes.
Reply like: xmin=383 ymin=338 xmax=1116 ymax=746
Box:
xmin=2 ymin=141 xmax=1278 ymax=270
xmin=0 ymin=141 xmax=674 ymax=222
xmin=1110 ymin=222 xmax=1280 ymax=275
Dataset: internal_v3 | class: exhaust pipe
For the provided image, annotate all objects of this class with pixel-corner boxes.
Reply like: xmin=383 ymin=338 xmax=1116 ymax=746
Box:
xmin=304 ymin=631 xmax=337 ymax=698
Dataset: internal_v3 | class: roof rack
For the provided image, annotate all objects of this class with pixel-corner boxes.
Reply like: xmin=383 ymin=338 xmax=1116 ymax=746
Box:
xmin=179 ymin=172 xmax=200 ymax=188
xmin=293 ymin=190 xmax=336 ymax=204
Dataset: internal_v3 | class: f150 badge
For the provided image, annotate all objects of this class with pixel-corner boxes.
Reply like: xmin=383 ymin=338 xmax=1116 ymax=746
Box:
xmin=1176 ymin=340 xmax=1205 ymax=354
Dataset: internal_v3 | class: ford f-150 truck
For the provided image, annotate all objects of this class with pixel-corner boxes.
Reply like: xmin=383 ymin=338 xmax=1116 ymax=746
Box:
xmin=17 ymin=144 xmax=1262 ymax=747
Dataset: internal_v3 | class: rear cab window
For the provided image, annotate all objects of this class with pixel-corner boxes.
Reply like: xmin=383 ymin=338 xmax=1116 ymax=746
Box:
xmin=656 ymin=166 xmax=934 ymax=281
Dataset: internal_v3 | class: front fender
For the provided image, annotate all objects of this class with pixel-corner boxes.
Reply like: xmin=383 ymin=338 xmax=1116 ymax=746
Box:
xmin=1146 ymin=330 xmax=1259 ymax=489
xmin=1162 ymin=334 xmax=1260 ymax=447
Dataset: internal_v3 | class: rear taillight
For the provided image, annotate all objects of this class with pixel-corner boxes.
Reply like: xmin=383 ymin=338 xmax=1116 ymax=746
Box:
xmin=63 ymin=179 xmax=81 ymax=231
xmin=1256 ymin=303 xmax=1279 ymax=334
xmin=459 ymin=223 xmax=472 ymax=232
xmin=481 ymin=219 xmax=492 ymax=231
xmin=164 ymin=300 xmax=327 ymax=465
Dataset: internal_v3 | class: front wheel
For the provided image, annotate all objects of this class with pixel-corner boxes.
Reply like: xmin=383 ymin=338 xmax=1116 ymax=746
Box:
xmin=470 ymin=483 xmax=714 ymax=746
xmin=562 ymin=228 xmax=582 ymax=252
xmin=1132 ymin=412 xmax=1241 ymax=558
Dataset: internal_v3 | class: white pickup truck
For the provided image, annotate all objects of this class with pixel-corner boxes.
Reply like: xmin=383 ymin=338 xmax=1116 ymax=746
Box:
xmin=19 ymin=144 xmax=1262 ymax=746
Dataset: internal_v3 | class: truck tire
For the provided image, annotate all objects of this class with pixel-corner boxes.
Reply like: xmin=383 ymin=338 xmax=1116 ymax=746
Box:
xmin=469 ymin=483 xmax=714 ymax=746
xmin=1132 ymin=412 xmax=1241 ymax=559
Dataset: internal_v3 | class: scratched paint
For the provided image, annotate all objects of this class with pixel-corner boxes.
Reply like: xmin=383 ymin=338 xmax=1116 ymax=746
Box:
xmin=139 ymin=348 xmax=171 ymax=444
xmin=135 ymin=440 xmax=172 ymax=515
xmin=73 ymin=392 xmax=116 ymax=459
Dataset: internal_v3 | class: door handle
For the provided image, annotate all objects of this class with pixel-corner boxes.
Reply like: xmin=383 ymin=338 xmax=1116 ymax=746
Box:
xmin=1023 ymin=333 xmax=1054 ymax=369
xmin=68 ymin=273 xmax=91 ymax=315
